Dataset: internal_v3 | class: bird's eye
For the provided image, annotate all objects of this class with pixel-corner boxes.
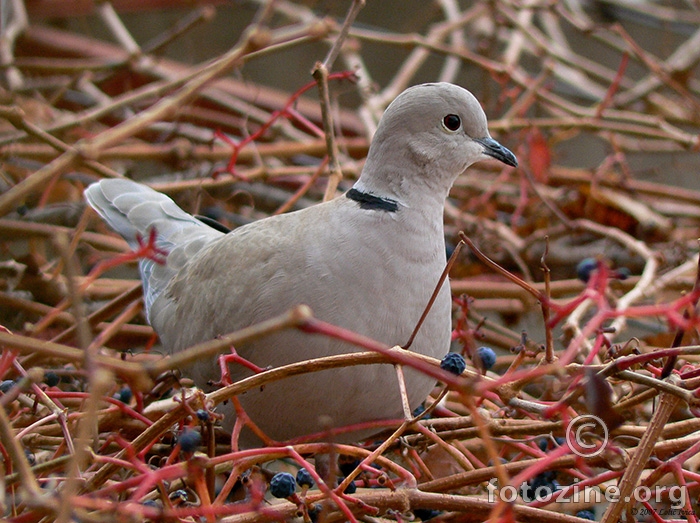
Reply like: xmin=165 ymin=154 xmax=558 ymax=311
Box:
xmin=443 ymin=114 xmax=461 ymax=131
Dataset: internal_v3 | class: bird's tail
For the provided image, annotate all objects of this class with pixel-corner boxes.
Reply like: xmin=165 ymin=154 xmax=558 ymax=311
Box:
xmin=84 ymin=178 xmax=213 ymax=247
xmin=84 ymin=178 xmax=223 ymax=320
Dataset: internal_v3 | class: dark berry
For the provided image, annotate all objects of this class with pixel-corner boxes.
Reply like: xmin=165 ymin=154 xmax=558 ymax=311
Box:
xmin=115 ymin=386 xmax=132 ymax=404
xmin=414 ymin=508 xmax=441 ymax=521
xmin=576 ymin=509 xmax=596 ymax=520
xmin=521 ymin=472 xmax=558 ymax=502
xmin=445 ymin=241 xmax=456 ymax=261
xmin=576 ymin=258 xmax=598 ymax=283
xmin=412 ymin=404 xmax=425 ymax=416
xmin=0 ymin=380 xmax=15 ymax=393
xmin=196 ymin=409 xmax=210 ymax=422
xmin=476 ymin=346 xmax=496 ymax=370
xmin=178 ymin=429 xmax=201 ymax=454
xmin=270 ymin=472 xmax=297 ymax=498
xmin=614 ymin=267 xmax=630 ymax=280
xmin=169 ymin=489 xmax=189 ymax=504
xmin=296 ymin=468 xmax=314 ymax=488
xmin=142 ymin=499 xmax=159 ymax=508
xmin=24 ymin=449 xmax=35 ymax=466
xmin=44 ymin=372 xmax=59 ymax=388
xmin=537 ymin=471 xmax=557 ymax=483
xmin=338 ymin=458 xmax=360 ymax=477
xmin=440 ymin=352 xmax=466 ymax=375
xmin=538 ymin=437 xmax=564 ymax=452
xmin=342 ymin=479 xmax=356 ymax=494
xmin=308 ymin=504 xmax=322 ymax=523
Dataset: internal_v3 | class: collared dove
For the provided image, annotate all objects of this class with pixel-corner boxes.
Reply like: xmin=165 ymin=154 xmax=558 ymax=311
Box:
xmin=85 ymin=82 xmax=517 ymax=445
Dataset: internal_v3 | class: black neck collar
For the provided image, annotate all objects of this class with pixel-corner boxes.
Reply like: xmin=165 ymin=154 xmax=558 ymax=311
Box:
xmin=346 ymin=188 xmax=398 ymax=213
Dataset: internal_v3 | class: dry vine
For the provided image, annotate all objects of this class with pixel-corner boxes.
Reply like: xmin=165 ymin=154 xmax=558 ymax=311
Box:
xmin=1 ymin=1 xmax=700 ymax=522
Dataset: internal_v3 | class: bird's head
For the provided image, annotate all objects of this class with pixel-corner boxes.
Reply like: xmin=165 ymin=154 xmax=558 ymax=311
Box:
xmin=357 ymin=83 xmax=517 ymax=206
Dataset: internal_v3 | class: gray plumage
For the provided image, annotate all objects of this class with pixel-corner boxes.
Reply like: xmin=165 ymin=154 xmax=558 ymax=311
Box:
xmin=85 ymin=82 xmax=517 ymax=445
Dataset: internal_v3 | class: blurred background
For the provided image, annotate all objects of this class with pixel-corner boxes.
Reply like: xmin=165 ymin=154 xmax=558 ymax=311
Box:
xmin=16 ymin=0 xmax=700 ymax=184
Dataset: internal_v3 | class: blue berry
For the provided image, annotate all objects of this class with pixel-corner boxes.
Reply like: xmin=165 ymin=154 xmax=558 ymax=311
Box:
xmin=296 ymin=468 xmax=314 ymax=488
xmin=440 ymin=352 xmax=466 ymax=375
xmin=196 ymin=409 xmax=210 ymax=422
xmin=44 ymin=372 xmax=59 ymax=387
xmin=576 ymin=509 xmax=596 ymax=520
xmin=538 ymin=437 xmax=564 ymax=451
xmin=169 ymin=489 xmax=188 ymax=504
xmin=308 ymin=504 xmax=322 ymax=523
xmin=537 ymin=471 xmax=557 ymax=483
xmin=521 ymin=472 xmax=558 ymax=502
xmin=614 ymin=267 xmax=630 ymax=280
xmin=269 ymin=472 xmax=296 ymax=498
xmin=576 ymin=258 xmax=598 ymax=283
xmin=476 ymin=346 xmax=497 ymax=370
xmin=412 ymin=404 xmax=425 ymax=416
xmin=115 ymin=386 xmax=132 ymax=404
xmin=339 ymin=458 xmax=360 ymax=477
xmin=178 ymin=429 xmax=201 ymax=454
xmin=342 ymin=479 xmax=356 ymax=494
xmin=445 ymin=241 xmax=456 ymax=261
xmin=414 ymin=508 xmax=441 ymax=521
xmin=0 ymin=380 xmax=15 ymax=393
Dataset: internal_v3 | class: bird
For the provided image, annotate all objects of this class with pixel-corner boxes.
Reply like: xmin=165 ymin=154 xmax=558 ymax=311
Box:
xmin=85 ymin=82 xmax=517 ymax=445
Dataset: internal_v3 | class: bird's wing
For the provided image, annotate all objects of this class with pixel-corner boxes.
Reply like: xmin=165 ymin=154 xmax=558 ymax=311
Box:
xmin=149 ymin=204 xmax=322 ymax=353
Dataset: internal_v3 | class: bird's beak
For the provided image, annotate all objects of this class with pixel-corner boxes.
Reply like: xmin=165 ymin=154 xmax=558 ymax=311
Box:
xmin=474 ymin=137 xmax=518 ymax=167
